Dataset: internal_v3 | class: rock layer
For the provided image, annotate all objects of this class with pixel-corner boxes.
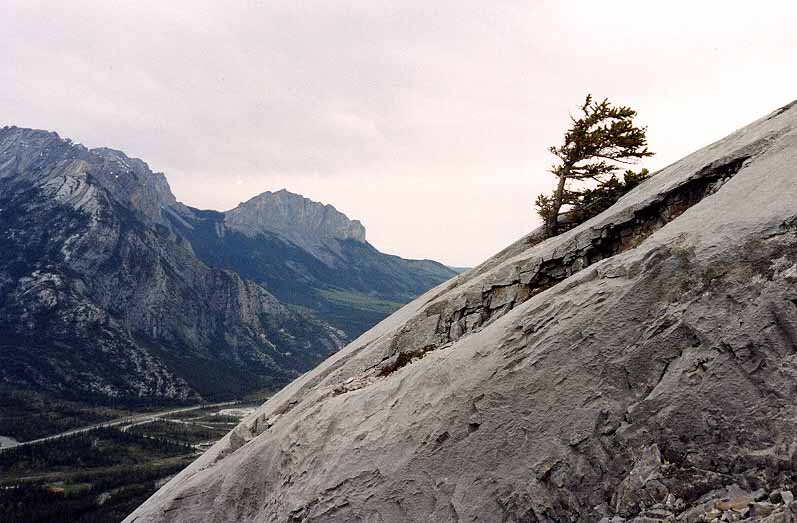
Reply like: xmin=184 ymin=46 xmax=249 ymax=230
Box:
xmin=126 ymin=100 xmax=797 ymax=523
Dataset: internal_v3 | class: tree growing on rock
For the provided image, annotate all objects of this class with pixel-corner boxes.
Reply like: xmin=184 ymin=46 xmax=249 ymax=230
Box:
xmin=536 ymin=95 xmax=654 ymax=237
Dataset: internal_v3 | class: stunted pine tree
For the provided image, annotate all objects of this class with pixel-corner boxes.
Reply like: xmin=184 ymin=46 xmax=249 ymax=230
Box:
xmin=536 ymin=95 xmax=653 ymax=236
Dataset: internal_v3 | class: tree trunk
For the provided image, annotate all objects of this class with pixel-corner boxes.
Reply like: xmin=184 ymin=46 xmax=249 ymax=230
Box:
xmin=547 ymin=168 xmax=569 ymax=236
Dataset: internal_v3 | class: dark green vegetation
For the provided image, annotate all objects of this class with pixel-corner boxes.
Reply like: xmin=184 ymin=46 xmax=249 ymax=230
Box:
xmin=0 ymin=427 xmax=195 ymax=523
xmin=0 ymin=472 xmax=181 ymax=523
xmin=535 ymin=94 xmax=653 ymax=237
xmin=0 ymin=404 xmax=254 ymax=522
xmin=0 ymin=427 xmax=191 ymax=476
xmin=128 ymin=420 xmax=226 ymax=445
xmin=560 ymin=168 xmax=650 ymax=227
xmin=0 ymin=390 xmax=137 ymax=441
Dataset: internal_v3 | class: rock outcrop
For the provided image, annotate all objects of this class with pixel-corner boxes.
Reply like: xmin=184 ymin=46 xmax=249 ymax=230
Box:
xmin=226 ymin=189 xmax=367 ymax=251
xmin=127 ymin=100 xmax=797 ymax=523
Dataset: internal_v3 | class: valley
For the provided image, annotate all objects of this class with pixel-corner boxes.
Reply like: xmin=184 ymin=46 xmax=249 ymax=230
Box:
xmin=1 ymin=400 xmax=241 ymax=451
xmin=0 ymin=125 xmax=456 ymax=522
xmin=0 ymin=124 xmax=454 ymax=425
xmin=0 ymin=401 xmax=260 ymax=523
xmin=6 ymin=3 xmax=787 ymax=522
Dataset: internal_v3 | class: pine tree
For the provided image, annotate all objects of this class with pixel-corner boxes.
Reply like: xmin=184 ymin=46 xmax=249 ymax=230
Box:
xmin=536 ymin=95 xmax=653 ymax=236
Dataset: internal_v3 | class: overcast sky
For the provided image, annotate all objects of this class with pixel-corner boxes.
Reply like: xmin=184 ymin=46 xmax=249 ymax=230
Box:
xmin=3 ymin=1 xmax=796 ymax=266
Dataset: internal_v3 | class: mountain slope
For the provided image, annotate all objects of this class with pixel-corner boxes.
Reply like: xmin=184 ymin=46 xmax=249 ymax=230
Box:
xmin=0 ymin=127 xmax=345 ymax=404
xmin=127 ymin=101 xmax=797 ymax=523
xmin=171 ymin=190 xmax=457 ymax=338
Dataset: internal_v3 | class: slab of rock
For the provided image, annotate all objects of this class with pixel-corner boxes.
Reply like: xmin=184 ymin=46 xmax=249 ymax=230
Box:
xmin=126 ymin=102 xmax=797 ymax=522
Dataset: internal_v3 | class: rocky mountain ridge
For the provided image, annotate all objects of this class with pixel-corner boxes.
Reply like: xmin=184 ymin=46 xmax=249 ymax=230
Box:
xmin=225 ymin=189 xmax=367 ymax=257
xmin=175 ymin=191 xmax=456 ymax=338
xmin=127 ymin=101 xmax=797 ymax=523
xmin=0 ymin=126 xmax=345 ymax=404
xmin=0 ymin=125 xmax=454 ymax=408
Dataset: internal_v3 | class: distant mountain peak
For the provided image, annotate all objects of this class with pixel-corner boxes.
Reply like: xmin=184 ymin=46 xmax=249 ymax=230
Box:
xmin=0 ymin=126 xmax=188 ymax=226
xmin=224 ymin=188 xmax=367 ymax=250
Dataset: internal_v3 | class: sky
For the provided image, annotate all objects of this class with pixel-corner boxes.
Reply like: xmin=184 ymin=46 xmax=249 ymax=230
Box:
xmin=2 ymin=1 xmax=796 ymax=267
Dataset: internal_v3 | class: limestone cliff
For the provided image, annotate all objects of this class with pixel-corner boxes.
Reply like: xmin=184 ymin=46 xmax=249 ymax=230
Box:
xmin=127 ymin=101 xmax=797 ymax=523
xmin=226 ymin=189 xmax=367 ymax=251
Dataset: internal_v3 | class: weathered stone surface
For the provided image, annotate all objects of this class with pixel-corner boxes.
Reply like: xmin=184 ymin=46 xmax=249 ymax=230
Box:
xmin=225 ymin=189 xmax=366 ymax=263
xmin=128 ymin=101 xmax=797 ymax=522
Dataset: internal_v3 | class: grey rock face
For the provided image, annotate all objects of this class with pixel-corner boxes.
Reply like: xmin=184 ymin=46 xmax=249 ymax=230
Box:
xmin=225 ymin=189 xmax=366 ymax=262
xmin=0 ymin=126 xmax=345 ymax=402
xmin=127 ymin=101 xmax=797 ymax=522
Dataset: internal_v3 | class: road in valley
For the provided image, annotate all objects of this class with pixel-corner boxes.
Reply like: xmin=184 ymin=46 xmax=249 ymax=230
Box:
xmin=0 ymin=400 xmax=241 ymax=452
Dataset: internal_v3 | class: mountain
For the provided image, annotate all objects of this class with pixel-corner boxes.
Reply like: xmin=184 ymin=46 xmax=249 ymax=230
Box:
xmin=173 ymin=190 xmax=457 ymax=338
xmin=225 ymin=189 xmax=367 ymax=256
xmin=0 ymin=127 xmax=451 ymax=410
xmin=0 ymin=126 xmax=346 ymax=403
xmin=128 ymin=101 xmax=797 ymax=523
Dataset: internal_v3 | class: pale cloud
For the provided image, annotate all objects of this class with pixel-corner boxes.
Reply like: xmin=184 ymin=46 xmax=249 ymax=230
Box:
xmin=2 ymin=0 xmax=796 ymax=265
